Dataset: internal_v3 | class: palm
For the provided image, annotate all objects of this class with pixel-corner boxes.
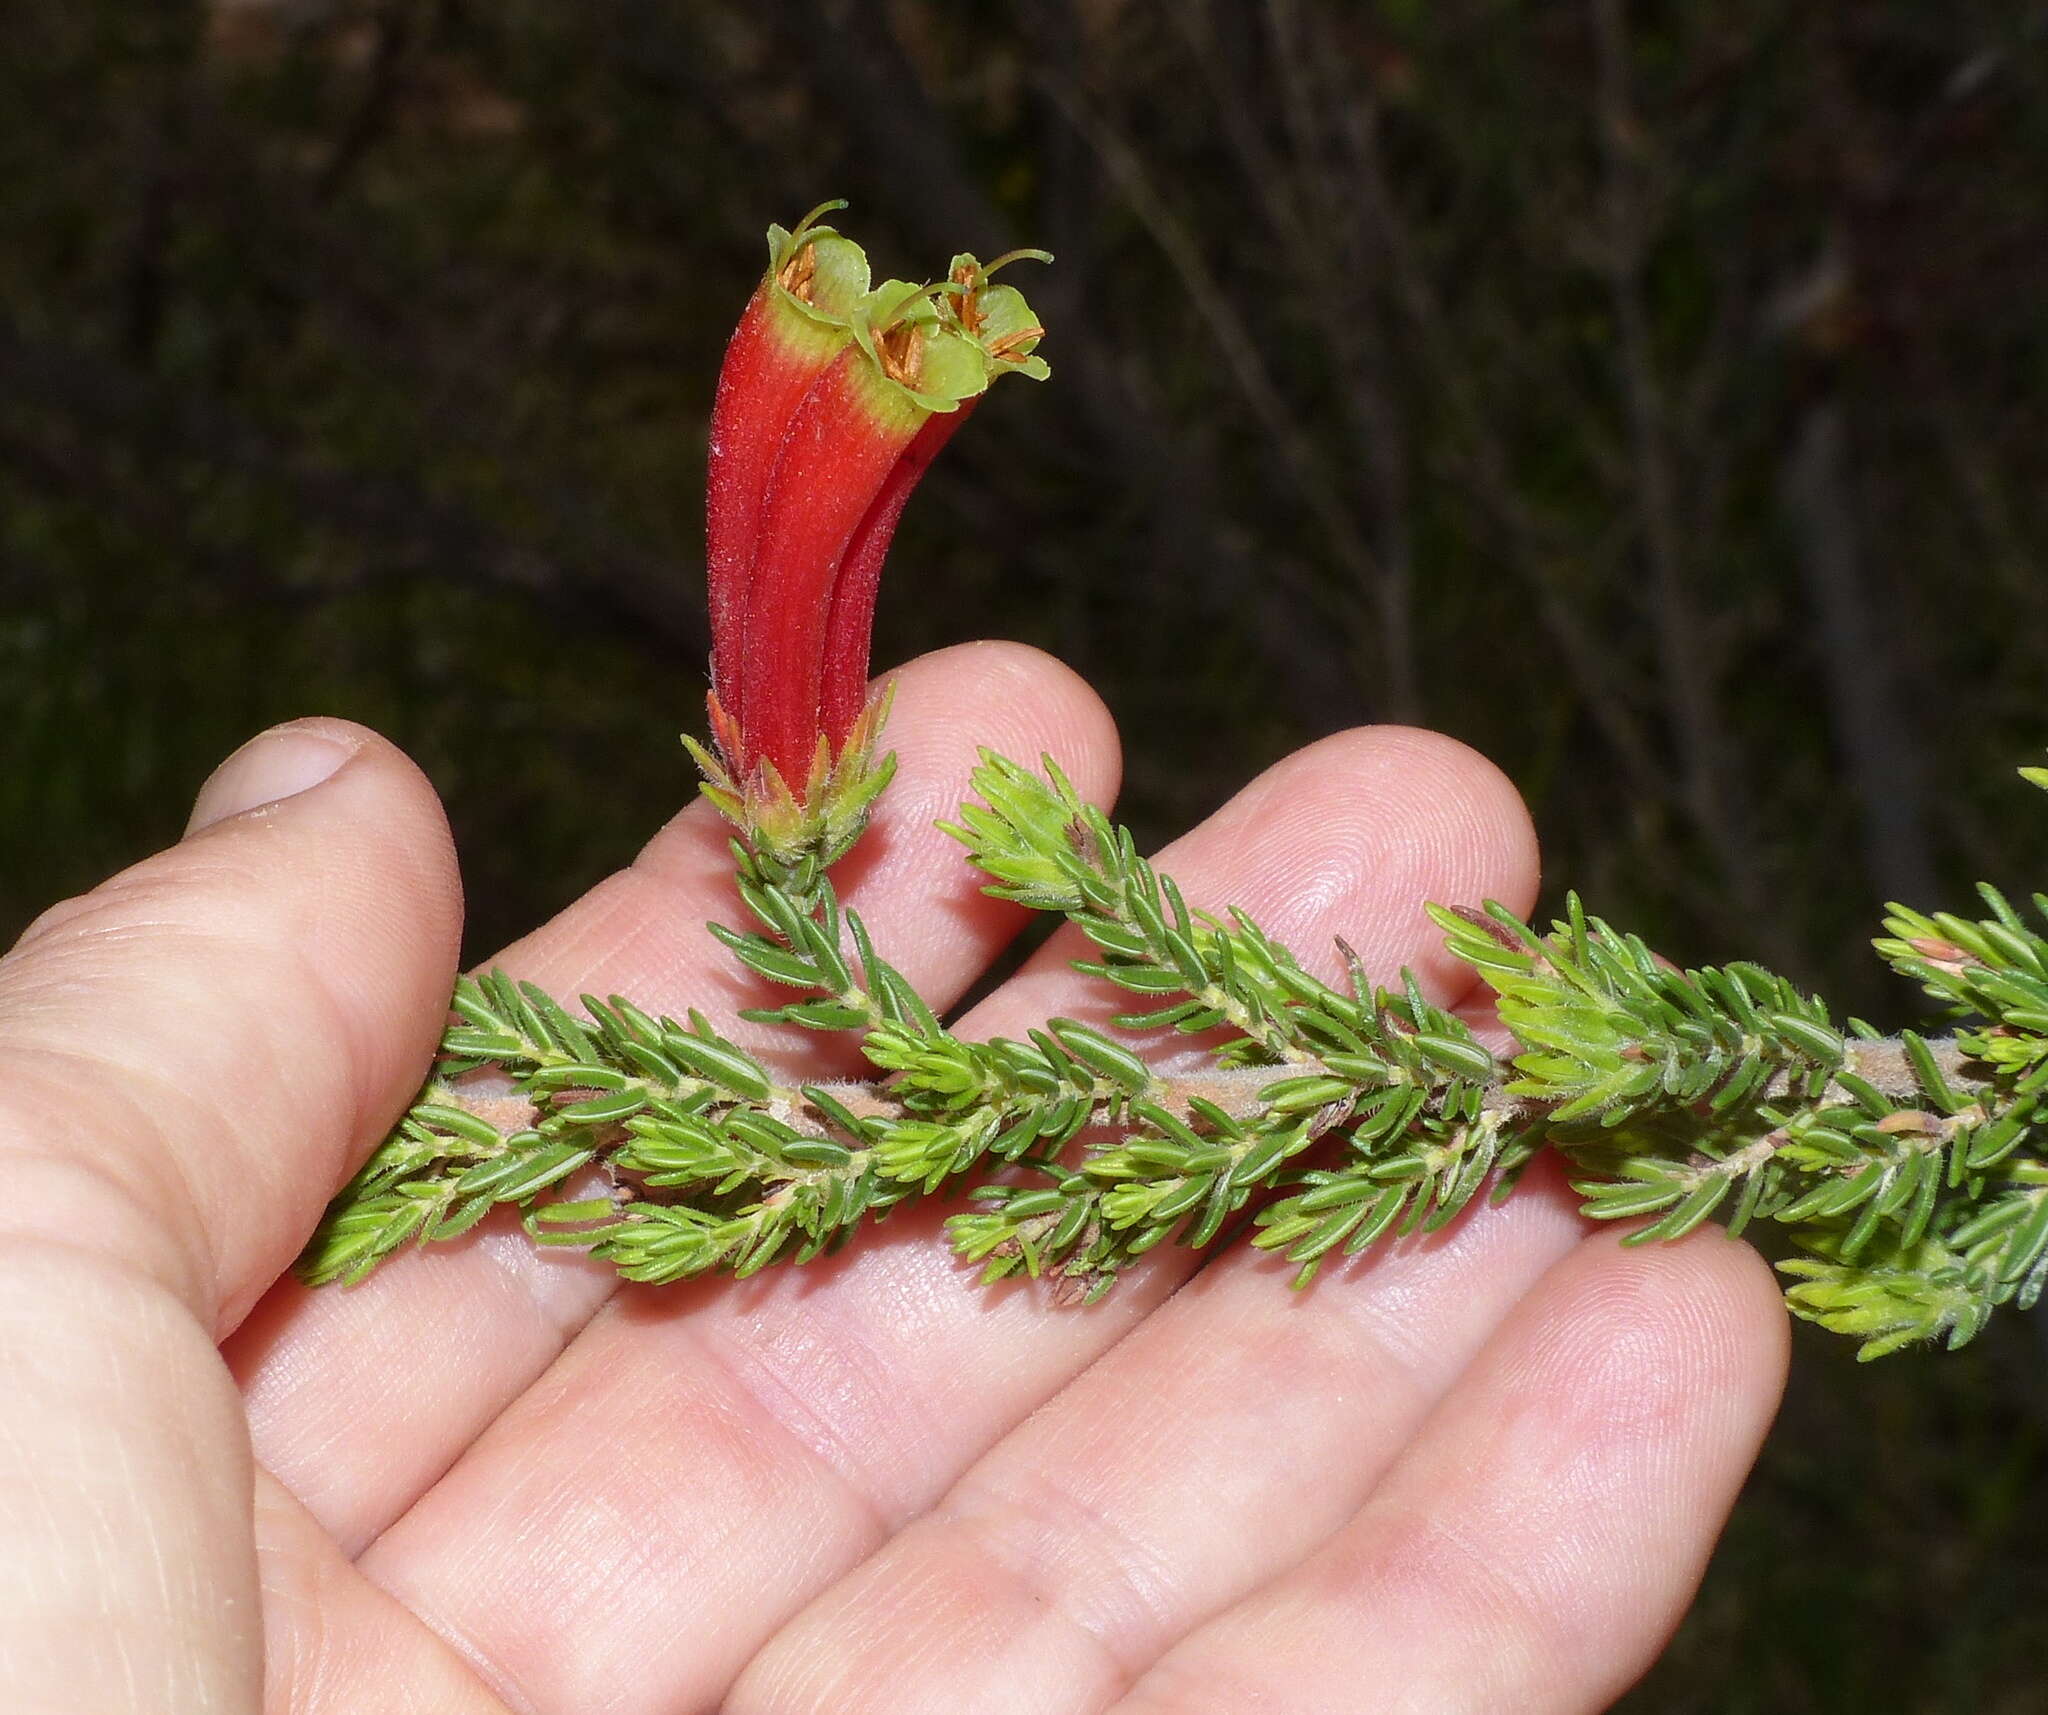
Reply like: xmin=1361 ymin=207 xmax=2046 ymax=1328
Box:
xmin=0 ymin=646 xmax=1785 ymax=1715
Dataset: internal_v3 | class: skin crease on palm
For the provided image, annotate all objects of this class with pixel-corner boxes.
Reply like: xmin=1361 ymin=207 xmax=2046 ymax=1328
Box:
xmin=0 ymin=642 xmax=1788 ymax=1715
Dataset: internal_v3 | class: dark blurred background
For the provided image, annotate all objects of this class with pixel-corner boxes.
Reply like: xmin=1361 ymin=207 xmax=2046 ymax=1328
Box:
xmin=5 ymin=2 xmax=2047 ymax=1704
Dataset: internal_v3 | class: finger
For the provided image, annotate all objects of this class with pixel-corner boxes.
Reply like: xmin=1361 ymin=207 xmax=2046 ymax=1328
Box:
xmin=228 ymin=643 xmax=1121 ymax=1552
xmin=722 ymin=732 xmax=1547 ymax=1715
xmin=356 ymin=727 xmax=1540 ymax=1715
xmin=0 ymin=1240 xmax=263 ymax=1713
xmin=1107 ymin=1227 xmax=1789 ymax=1715
xmin=1 ymin=719 xmax=461 ymax=1327
xmin=253 ymin=1471 xmax=514 ymax=1715
xmin=724 ymin=1166 xmax=1582 ymax=1715
xmin=0 ymin=722 xmax=461 ymax=1715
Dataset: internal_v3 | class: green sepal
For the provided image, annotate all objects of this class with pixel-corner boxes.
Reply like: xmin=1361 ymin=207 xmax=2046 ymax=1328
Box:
xmin=688 ymin=682 xmax=899 ymax=874
xmin=762 ymin=200 xmax=870 ymax=331
xmin=849 ymin=281 xmax=990 ymax=414
xmin=944 ymin=250 xmax=1052 ymax=381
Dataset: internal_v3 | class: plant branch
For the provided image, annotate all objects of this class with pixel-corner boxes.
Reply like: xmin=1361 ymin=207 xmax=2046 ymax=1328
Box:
xmin=302 ymin=748 xmax=2048 ymax=1361
xmin=417 ymin=1035 xmax=1980 ymax=1143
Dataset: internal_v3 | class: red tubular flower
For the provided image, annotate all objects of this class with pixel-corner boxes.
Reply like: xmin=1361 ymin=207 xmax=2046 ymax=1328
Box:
xmin=818 ymin=402 xmax=974 ymax=743
xmin=705 ymin=203 xmax=870 ymax=727
xmin=820 ymin=252 xmax=1050 ymax=741
xmin=733 ymin=283 xmax=988 ymax=787
xmin=691 ymin=227 xmax=1049 ymax=870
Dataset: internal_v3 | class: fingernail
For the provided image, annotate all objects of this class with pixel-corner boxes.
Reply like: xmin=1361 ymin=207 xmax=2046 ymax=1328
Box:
xmin=186 ymin=725 xmax=355 ymax=835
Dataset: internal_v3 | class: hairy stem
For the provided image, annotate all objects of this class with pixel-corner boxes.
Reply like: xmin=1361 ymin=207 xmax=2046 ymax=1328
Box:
xmin=422 ymin=1034 xmax=1976 ymax=1146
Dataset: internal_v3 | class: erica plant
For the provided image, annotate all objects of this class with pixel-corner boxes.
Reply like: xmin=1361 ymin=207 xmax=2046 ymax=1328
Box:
xmin=693 ymin=203 xmax=1049 ymax=871
xmin=302 ymin=208 xmax=2048 ymax=1364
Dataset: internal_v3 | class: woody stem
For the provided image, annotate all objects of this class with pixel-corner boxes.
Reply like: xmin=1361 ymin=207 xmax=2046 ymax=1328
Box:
xmin=427 ymin=1035 xmax=1971 ymax=1143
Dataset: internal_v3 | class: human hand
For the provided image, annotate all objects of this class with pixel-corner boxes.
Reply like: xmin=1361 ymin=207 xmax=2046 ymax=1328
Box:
xmin=0 ymin=644 xmax=1787 ymax=1714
